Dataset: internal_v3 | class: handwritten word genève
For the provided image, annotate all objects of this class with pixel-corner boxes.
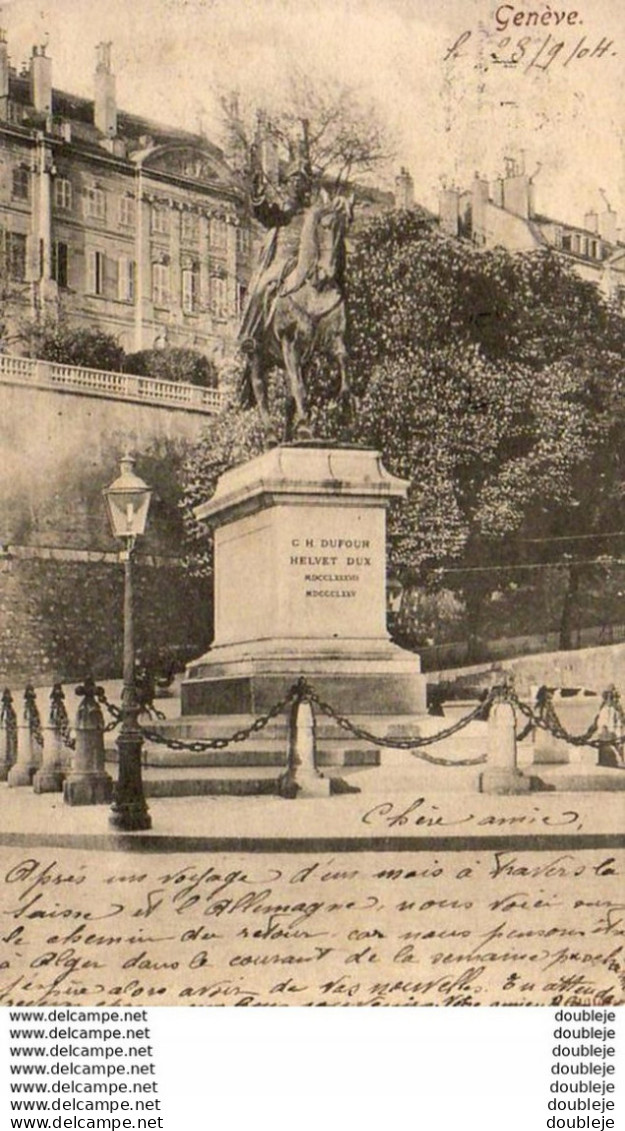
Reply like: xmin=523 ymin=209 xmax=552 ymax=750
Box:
xmin=444 ymin=7 xmax=616 ymax=72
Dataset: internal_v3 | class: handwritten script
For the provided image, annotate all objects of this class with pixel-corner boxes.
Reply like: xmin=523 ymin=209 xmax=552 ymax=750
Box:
xmin=1 ymin=847 xmax=623 ymax=1006
xmin=444 ymin=6 xmax=617 ymax=72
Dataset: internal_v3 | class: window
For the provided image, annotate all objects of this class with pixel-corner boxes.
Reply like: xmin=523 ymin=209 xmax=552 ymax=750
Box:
xmin=182 ymin=266 xmax=199 ymax=314
xmin=6 ymin=232 xmax=27 ymax=281
xmin=86 ymin=186 xmax=106 ymax=221
xmin=52 ymin=241 xmax=69 ymax=288
xmin=562 ymin=234 xmax=572 ymax=253
xmin=12 ymin=167 xmax=30 ymax=201
xmin=181 ymin=211 xmax=198 ymax=244
xmin=210 ymin=217 xmax=227 ymax=252
xmin=236 ymin=282 xmax=247 ymax=317
xmin=119 ymin=195 xmax=136 ymax=227
xmin=118 ymin=257 xmax=135 ymax=302
xmin=236 ymin=227 xmax=251 ymax=257
xmin=88 ymin=249 xmax=106 ymax=295
xmin=152 ymin=262 xmax=170 ymax=306
xmin=210 ymin=274 xmax=228 ymax=319
xmin=54 ymin=178 xmax=72 ymax=211
xmin=152 ymin=205 xmax=170 ymax=235
xmin=7 ymin=101 xmax=25 ymax=126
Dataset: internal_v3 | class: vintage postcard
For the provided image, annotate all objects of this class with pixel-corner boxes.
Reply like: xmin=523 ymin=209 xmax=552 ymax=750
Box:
xmin=0 ymin=0 xmax=624 ymax=1008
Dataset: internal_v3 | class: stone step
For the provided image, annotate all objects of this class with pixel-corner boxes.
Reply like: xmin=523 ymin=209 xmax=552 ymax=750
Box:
xmin=118 ymin=711 xmax=445 ymax=769
xmin=105 ymin=743 xmax=380 ymax=769
xmin=142 ymin=766 xmax=282 ymax=798
xmin=140 ymin=766 xmax=358 ymax=798
xmin=528 ymin=765 xmax=625 ymax=792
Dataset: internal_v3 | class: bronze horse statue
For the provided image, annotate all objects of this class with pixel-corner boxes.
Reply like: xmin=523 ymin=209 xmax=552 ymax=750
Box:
xmin=239 ymin=189 xmax=354 ymax=444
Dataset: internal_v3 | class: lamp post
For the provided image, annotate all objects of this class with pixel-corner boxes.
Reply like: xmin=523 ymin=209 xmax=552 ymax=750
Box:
xmin=104 ymin=454 xmax=152 ymax=831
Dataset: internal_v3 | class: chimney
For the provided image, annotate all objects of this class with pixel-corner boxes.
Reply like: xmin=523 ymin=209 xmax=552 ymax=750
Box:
xmin=491 ymin=177 xmax=504 ymax=208
xmin=598 ymin=208 xmax=617 ymax=244
xmin=0 ymin=29 xmax=9 ymax=102
xmin=502 ymin=172 xmax=530 ymax=218
xmin=30 ymin=43 xmax=52 ymax=115
xmin=394 ymin=167 xmax=414 ymax=210
xmin=472 ymin=173 xmax=489 ymax=242
xmin=94 ymin=41 xmax=117 ymax=137
xmin=439 ymin=187 xmax=460 ymax=236
xmin=584 ymin=211 xmax=599 ymax=233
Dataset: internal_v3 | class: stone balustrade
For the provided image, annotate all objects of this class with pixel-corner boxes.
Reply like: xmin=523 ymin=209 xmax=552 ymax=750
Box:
xmin=0 ymin=353 xmax=225 ymax=415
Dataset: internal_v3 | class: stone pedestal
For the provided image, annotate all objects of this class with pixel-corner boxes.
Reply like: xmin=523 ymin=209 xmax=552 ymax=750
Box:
xmin=33 ymin=726 xmax=65 ymax=794
xmin=279 ymin=697 xmax=330 ymax=798
xmin=183 ymin=444 xmax=426 ymax=724
xmin=7 ymin=724 xmax=42 ymax=787
xmin=63 ymin=692 xmax=113 ymax=806
xmin=0 ymin=716 xmax=17 ymax=783
xmin=480 ymin=700 xmax=531 ymax=795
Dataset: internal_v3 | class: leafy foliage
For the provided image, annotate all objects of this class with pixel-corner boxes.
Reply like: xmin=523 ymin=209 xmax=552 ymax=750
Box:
xmin=20 ymin=316 xmax=125 ymax=372
xmin=181 ymin=393 xmax=268 ymax=577
xmin=125 ymin=347 xmax=218 ymax=387
xmin=181 ymin=209 xmax=625 ymax=656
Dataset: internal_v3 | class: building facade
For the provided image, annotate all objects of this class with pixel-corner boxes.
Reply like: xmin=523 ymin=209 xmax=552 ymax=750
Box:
xmin=439 ymin=157 xmax=625 ymax=308
xmin=0 ymin=35 xmax=252 ymax=360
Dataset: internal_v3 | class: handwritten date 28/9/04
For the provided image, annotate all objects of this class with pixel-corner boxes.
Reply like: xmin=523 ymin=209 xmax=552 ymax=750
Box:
xmin=445 ymin=30 xmax=616 ymax=71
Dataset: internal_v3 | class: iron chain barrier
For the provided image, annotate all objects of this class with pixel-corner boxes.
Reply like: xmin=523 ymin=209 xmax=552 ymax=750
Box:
xmin=130 ymin=677 xmax=491 ymax=767
xmin=94 ymin=687 xmax=124 ymax=733
xmin=136 ymin=689 xmax=297 ymax=752
xmin=303 ymin=680 xmax=491 ymax=766
xmin=1 ymin=677 xmax=623 ymax=764
xmin=49 ymin=683 xmax=75 ymax=751
xmin=505 ymin=683 xmax=625 ymax=752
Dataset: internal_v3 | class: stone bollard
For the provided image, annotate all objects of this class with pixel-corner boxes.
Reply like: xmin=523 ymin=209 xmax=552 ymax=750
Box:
xmin=596 ymin=688 xmax=624 ymax=769
xmin=479 ymin=696 xmax=531 ymax=795
xmin=0 ymin=688 xmax=18 ymax=782
xmin=531 ymin=686 xmax=568 ymax=765
xmin=33 ymin=684 xmax=69 ymax=794
xmin=8 ymin=686 xmax=44 ymax=787
xmin=63 ymin=678 xmax=113 ymax=806
xmin=279 ymin=691 xmax=330 ymax=798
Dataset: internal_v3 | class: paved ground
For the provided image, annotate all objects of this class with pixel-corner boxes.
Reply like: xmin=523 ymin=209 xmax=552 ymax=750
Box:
xmin=1 ymin=768 xmax=623 ymax=850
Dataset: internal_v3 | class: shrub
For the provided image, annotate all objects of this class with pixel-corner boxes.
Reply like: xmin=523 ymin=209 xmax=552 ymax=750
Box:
xmin=124 ymin=347 xmax=218 ymax=387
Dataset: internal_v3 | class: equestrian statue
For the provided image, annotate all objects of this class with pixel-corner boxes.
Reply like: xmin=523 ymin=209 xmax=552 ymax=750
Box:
xmin=238 ymin=146 xmax=354 ymax=445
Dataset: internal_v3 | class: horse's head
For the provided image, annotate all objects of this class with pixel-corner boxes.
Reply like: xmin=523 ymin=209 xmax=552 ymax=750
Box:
xmin=313 ymin=189 xmax=353 ymax=289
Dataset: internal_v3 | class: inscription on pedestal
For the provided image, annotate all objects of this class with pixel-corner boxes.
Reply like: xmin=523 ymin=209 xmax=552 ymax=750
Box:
xmin=289 ymin=536 xmax=374 ymax=601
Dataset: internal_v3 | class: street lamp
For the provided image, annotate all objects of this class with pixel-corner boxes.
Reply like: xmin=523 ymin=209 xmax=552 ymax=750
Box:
xmin=104 ymin=453 xmax=152 ymax=831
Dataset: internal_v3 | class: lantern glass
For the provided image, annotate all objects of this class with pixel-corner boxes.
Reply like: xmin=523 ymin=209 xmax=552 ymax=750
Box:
xmin=104 ymin=456 xmax=152 ymax=540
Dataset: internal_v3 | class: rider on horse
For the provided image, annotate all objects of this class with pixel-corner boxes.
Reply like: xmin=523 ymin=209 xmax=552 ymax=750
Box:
xmin=238 ymin=157 xmax=314 ymax=358
xmin=237 ymin=142 xmax=352 ymax=444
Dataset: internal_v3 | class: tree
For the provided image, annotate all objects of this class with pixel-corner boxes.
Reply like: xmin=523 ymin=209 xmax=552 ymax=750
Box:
xmin=181 ymin=210 xmax=625 ymax=659
xmin=180 ymin=390 xmax=269 ymax=577
xmin=0 ymin=231 xmax=30 ymax=350
xmin=221 ymin=70 xmax=393 ymax=190
xmin=339 ymin=214 xmax=625 ymax=657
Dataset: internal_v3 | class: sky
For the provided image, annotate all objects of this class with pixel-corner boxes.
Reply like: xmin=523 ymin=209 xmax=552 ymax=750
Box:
xmin=1 ymin=0 xmax=623 ymax=226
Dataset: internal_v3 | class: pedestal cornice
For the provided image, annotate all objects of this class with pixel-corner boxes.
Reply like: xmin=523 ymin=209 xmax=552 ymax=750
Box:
xmin=195 ymin=443 xmax=409 ymax=527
